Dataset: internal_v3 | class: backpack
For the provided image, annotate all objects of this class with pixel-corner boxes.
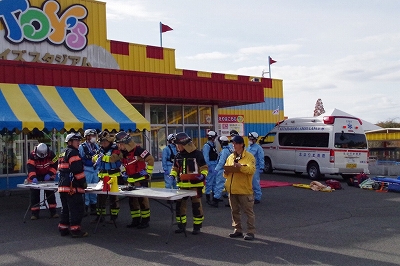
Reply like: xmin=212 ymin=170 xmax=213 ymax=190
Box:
xmin=206 ymin=143 xmax=218 ymax=161
xmin=325 ymin=179 xmax=342 ymax=190
xmin=347 ymin=172 xmax=368 ymax=187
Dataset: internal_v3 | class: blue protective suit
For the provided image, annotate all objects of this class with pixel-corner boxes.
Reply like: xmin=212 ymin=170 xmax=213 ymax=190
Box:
xmin=246 ymin=141 xmax=265 ymax=201
xmin=78 ymin=141 xmax=99 ymax=206
xmin=203 ymin=140 xmax=218 ymax=195
xmin=213 ymin=145 xmax=231 ymax=199
xmin=162 ymin=143 xmax=177 ymax=189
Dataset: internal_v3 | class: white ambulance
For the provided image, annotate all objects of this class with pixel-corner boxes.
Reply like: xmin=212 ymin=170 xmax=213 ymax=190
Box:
xmin=259 ymin=115 xmax=369 ymax=180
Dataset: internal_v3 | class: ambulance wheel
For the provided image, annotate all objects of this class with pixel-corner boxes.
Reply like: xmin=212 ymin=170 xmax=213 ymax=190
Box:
xmin=263 ymin=157 xmax=273 ymax=174
xmin=307 ymin=162 xmax=320 ymax=180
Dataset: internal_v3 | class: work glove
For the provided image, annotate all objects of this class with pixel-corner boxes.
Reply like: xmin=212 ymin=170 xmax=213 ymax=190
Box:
xmin=94 ymin=154 xmax=103 ymax=167
xmin=32 ymin=178 xmax=38 ymax=184
xmin=121 ymin=172 xmax=128 ymax=182
xmin=259 ymin=169 xmax=264 ymax=174
xmin=139 ymin=169 xmax=148 ymax=176
xmin=44 ymin=174 xmax=51 ymax=181
xmin=168 ymin=175 xmax=175 ymax=180
xmin=82 ymin=182 xmax=88 ymax=189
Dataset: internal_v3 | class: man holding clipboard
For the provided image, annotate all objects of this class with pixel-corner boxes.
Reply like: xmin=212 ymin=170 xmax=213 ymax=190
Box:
xmin=223 ymin=135 xmax=256 ymax=241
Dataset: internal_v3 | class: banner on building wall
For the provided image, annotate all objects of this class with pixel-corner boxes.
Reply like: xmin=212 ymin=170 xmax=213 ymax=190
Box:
xmin=218 ymin=115 xmax=244 ymax=137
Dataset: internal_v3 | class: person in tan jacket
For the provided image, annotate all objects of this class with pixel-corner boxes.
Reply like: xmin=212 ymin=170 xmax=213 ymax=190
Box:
xmin=224 ymin=135 xmax=256 ymax=240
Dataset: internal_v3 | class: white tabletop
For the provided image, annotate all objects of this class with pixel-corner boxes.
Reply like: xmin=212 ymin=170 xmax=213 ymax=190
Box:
xmin=17 ymin=183 xmax=197 ymax=201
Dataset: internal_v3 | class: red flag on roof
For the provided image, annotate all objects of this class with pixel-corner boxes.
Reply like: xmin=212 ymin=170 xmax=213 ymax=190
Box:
xmin=161 ymin=23 xmax=173 ymax=33
xmin=269 ymin=57 xmax=277 ymax=65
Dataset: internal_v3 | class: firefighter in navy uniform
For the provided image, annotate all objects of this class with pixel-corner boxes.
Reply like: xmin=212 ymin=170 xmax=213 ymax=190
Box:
xmin=169 ymin=132 xmax=208 ymax=235
xmin=91 ymin=131 xmax=122 ymax=224
xmin=57 ymin=132 xmax=88 ymax=238
xmin=115 ymin=131 xmax=154 ymax=229
xmin=26 ymin=143 xmax=58 ymax=220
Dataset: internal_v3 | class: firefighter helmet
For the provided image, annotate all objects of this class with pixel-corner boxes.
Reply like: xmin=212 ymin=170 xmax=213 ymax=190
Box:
xmin=84 ymin=129 xmax=97 ymax=137
xmin=98 ymin=130 xmax=114 ymax=142
xmin=65 ymin=132 xmax=82 ymax=143
xmin=35 ymin=143 xmax=48 ymax=158
xmin=174 ymin=132 xmax=192 ymax=145
xmin=115 ymin=131 xmax=131 ymax=144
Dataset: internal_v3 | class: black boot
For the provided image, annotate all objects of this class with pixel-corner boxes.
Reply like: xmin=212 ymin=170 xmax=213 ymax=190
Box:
xmin=126 ymin=218 xmax=141 ymax=228
xmin=192 ymin=225 xmax=201 ymax=235
xmin=209 ymin=197 xmax=219 ymax=208
xmin=90 ymin=204 xmax=97 ymax=215
xmin=107 ymin=215 xmax=118 ymax=224
xmin=206 ymin=194 xmax=212 ymax=205
xmin=175 ymin=223 xmax=186 ymax=234
xmin=137 ymin=217 xmax=149 ymax=229
xmin=84 ymin=205 xmax=89 ymax=217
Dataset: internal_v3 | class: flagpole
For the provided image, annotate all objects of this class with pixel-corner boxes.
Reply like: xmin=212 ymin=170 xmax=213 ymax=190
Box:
xmin=159 ymin=22 xmax=163 ymax=47
xmin=268 ymin=56 xmax=272 ymax=78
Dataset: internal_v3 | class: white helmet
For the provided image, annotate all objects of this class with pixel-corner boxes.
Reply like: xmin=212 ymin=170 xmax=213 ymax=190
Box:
xmin=65 ymin=132 xmax=82 ymax=143
xmin=248 ymin=132 xmax=259 ymax=139
xmin=35 ymin=143 xmax=48 ymax=158
xmin=218 ymin=136 xmax=229 ymax=146
xmin=167 ymin=133 xmax=176 ymax=142
xmin=207 ymin=131 xmax=217 ymax=139
xmin=84 ymin=129 xmax=97 ymax=137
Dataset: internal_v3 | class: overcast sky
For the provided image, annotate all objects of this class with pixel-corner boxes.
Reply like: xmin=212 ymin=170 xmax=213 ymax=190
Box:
xmin=102 ymin=0 xmax=400 ymax=124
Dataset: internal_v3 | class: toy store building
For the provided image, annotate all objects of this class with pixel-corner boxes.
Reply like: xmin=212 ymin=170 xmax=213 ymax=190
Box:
xmin=0 ymin=0 xmax=284 ymax=189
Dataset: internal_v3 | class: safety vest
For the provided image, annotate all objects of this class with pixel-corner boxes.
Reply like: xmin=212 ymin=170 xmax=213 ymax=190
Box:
xmin=121 ymin=148 xmax=146 ymax=183
xmin=80 ymin=142 xmax=97 ymax=167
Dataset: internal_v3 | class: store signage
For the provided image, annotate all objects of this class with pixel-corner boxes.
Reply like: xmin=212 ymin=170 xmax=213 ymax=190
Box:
xmin=218 ymin=115 xmax=244 ymax=123
xmin=0 ymin=0 xmax=88 ymax=51
xmin=218 ymin=115 xmax=244 ymax=136
xmin=0 ymin=48 xmax=91 ymax=66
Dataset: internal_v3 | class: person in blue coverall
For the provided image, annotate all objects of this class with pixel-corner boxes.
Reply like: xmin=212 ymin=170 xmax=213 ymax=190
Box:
xmin=211 ymin=136 xmax=232 ymax=207
xmin=78 ymin=129 xmax=99 ymax=215
xmin=246 ymin=132 xmax=264 ymax=204
xmin=203 ymin=131 xmax=219 ymax=206
xmin=162 ymin=133 xmax=177 ymax=189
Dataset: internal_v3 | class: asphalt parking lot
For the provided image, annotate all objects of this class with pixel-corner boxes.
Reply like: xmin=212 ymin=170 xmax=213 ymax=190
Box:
xmin=1 ymin=172 xmax=400 ymax=266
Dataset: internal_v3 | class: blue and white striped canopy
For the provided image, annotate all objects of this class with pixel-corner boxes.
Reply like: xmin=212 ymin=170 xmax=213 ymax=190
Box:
xmin=0 ymin=83 xmax=150 ymax=132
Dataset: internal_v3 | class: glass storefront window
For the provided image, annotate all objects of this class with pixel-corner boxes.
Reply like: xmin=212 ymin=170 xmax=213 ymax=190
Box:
xmin=132 ymin=103 xmax=145 ymax=116
xmin=150 ymin=126 xmax=166 ymax=161
xmin=185 ymin=126 xmax=199 ymax=148
xmin=167 ymin=105 xmax=182 ymax=124
xmin=168 ymin=127 xmax=183 ymax=136
xmin=184 ymin=106 xmax=198 ymax=124
xmin=0 ymin=132 xmax=25 ymax=174
xmin=150 ymin=105 xmax=166 ymax=124
xmin=199 ymin=106 xmax=213 ymax=125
